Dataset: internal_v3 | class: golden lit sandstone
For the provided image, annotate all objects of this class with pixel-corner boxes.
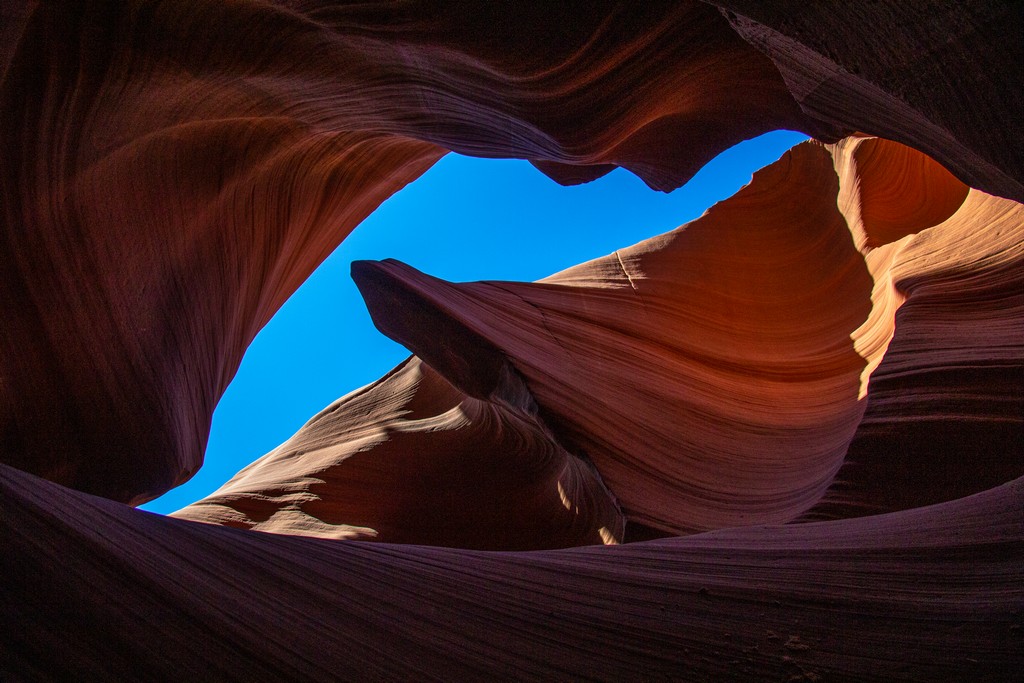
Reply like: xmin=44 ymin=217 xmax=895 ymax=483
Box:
xmin=179 ymin=137 xmax=1022 ymax=541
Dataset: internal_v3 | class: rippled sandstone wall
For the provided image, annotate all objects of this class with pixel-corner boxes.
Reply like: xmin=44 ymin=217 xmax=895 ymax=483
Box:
xmin=2 ymin=0 xmax=1020 ymax=504
xmin=1 ymin=1 xmax=1021 ymax=679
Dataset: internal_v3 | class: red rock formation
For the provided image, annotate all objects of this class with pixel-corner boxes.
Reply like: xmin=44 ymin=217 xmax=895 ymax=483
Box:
xmin=177 ymin=135 xmax=1022 ymax=551
xmin=806 ymin=139 xmax=1024 ymax=519
xmin=337 ymin=137 xmax=1015 ymax=536
xmin=1 ymin=0 xmax=1022 ymax=679
xmin=3 ymin=1 xmax=1019 ymax=504
xmin=2 ymin=0 xmax=840 ymax=503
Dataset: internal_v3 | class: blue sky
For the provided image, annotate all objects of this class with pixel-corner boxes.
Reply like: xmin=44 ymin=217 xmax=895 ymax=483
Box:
xmin=141 ymin=130 xmax=809 ymax=514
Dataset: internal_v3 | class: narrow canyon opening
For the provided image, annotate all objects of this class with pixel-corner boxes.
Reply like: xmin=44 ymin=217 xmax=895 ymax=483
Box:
xmin=140 ymin=132 xmax=808 ymax=520
xmin=149 ymin=132 xmax=1014 ymax=555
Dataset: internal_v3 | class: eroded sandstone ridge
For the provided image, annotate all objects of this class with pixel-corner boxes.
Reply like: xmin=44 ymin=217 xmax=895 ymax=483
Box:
xmin=174 ymin=355 xmax=626 ymax=548
xmin=178 ymin=136 xmax=1023 ymax=545
xmin=1 ymin=1 xmax=1021 ymax=679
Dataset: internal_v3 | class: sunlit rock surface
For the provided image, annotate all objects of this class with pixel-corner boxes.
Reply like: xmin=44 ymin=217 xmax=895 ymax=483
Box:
xmin=194 ymin=137 xmax=1014 ymax=539
xmin=1 ymin=0 xmax=1022 ymax=679
xmin=357 ymin=136 xmax=1012 ymax=534
xmin=173 ymin=356 xmax=625 ymax=549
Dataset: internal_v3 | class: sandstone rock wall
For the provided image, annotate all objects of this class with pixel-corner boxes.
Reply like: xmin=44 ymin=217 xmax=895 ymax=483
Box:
xmin=1 ymin=1 xmax=1021 ymax=679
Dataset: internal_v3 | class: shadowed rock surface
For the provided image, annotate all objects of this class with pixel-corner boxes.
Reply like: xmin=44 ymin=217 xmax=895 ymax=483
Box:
xmin=1 ymin=1 xmax=1022 ymax=679
xmin=4 ymin=464 xmax=1022 ymax=680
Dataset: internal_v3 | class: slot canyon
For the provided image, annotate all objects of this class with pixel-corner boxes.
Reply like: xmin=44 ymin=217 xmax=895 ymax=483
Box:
xmin=1 ymin=1 xmax=1021 ymax=680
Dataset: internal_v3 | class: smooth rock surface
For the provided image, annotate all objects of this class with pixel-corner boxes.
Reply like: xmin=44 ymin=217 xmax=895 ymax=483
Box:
xmin=4 ymin=463 xmax=1021 ymax=680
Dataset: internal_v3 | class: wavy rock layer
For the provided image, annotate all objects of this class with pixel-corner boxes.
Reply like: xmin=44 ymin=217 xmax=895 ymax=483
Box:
xmin=807 ymin=142 xmax=1024 ymax=519
xmin=357 ymin=137 xmax=1016 ymax=533
xmin=4 ymin=463 xmax=1022 ymax=680
xmin=720 ymin=0 xmax=1024 ymax=201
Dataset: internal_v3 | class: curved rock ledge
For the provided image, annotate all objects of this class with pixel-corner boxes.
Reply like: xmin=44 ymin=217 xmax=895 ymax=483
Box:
xmin=4 ymin=463 xmax=1022 ymax=680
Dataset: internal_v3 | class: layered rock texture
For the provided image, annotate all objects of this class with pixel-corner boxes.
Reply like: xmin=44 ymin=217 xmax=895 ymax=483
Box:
xmin=2 ymin=1 xmax=1021 ymax=680
xmin=174 ymin=356 xmax=626 ymax=548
